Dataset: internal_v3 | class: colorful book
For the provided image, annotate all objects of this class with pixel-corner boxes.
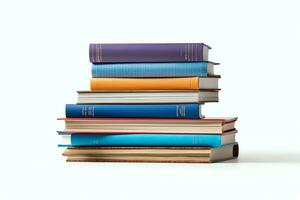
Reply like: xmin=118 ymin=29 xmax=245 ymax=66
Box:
xmin=58 ymin=117 xmax=237 ymax=134
xmin=59 ymin=133 xmax=236 ymax=148
xmin=63 ymin=144 xmax=239 ymax=163
xmin=66 ymin=104 xmax=202 ymax=119
xmin=90 ymin=77 xmax=219 ymax=90
xmin=89 ymin=43 xmax=211 ymax=63
xmin=91 ymin=62 xmax=217 ymax=78
xmin=77 ymin=90 xmax=219 ymax=104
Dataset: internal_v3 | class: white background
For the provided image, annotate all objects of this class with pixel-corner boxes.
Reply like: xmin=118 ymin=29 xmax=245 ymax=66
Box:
xmin=0 ymin=0 xmax=300 ymax=199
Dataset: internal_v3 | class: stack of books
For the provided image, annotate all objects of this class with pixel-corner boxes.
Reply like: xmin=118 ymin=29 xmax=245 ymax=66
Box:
xmin=58 ymin=43 xmax=239 ymax=163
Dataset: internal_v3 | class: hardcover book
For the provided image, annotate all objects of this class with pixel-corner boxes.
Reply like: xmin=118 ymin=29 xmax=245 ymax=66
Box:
xmin=59 ymin=133 xmax=236 ymax=148
xmin=58 ymin=117 xmax=237 ymax=134
xmin=66 ymin=103 xmax=203 ymax=119
xmin=63 ymin=144 xmax=239 ymax=163
xmin=91 ymin=62 xmax=217 ymax=78
xmin=90 ymin=77 xmax=219 ymax=91
xmin=89 ymin=43 xmax=211 ymax=63
xmin=77 ymin=90 xmax=219 ymax=104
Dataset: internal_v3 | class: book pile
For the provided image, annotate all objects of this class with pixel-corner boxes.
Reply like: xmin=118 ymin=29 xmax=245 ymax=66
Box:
xmin=58 ymin=43 xmax=239 ymax=163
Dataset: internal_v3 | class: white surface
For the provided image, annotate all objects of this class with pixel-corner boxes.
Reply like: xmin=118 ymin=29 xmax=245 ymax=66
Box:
xmin=0 ymin=0 xmax=300 ymax=199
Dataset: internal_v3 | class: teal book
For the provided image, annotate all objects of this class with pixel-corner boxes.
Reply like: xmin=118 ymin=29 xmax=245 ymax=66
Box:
xmin=91 ymin=62 xmax=217 ymax=78
xmin=59 ymin=133 xmax=236 ymax=148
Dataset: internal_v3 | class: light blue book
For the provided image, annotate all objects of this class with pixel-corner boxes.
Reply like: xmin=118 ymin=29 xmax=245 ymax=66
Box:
xmin=59 ymin=133 xmax=236 ymax=148
xmin=91 ymin=62 xmax=217 ymax=78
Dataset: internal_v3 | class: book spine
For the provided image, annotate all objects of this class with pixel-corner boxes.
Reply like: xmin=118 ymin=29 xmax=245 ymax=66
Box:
xmin=66 ymin=104 xmax=201 ymax=119
xmin=90 ymin=77 xmax=199 ymax=90
xmin=91 ymin=62 xmax=208 ymax=78
xmin=69 ymin=134 xmax=222 ymax=148
xmin=89 ymin=43 xmax=208 ymax=63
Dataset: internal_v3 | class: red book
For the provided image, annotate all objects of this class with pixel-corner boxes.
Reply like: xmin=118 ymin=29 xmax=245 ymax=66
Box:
xmin=58 ymin=117 xmax=237 ymax=135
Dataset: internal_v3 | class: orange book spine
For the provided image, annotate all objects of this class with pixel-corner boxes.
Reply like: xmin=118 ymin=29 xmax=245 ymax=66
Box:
xmin=90 ymin=77 xmax=199 ymax=90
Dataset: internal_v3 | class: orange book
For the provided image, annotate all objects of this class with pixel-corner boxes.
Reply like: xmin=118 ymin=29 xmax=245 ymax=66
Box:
xmin=90 ymin=77 xmax=219 ymax=90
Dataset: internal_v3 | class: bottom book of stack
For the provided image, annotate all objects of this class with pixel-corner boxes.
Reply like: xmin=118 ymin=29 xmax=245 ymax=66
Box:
xmin=63 ymin=144 xmax=238 ymax=163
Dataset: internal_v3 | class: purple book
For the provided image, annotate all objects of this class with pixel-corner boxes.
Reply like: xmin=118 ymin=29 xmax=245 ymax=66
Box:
xmin=89 ymin=43 xmax=211 ymax=63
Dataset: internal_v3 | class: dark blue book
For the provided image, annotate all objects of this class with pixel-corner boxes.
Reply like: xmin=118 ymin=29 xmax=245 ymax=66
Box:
xmin=66 ymin=104 xmax=203 ymax=119
xmin=59 ymin=133 xmax=236 ymax=148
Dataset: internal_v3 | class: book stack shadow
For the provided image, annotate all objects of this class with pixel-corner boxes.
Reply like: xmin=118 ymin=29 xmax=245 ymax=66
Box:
xmin=58 ymin=43 xmax=239 ymax=163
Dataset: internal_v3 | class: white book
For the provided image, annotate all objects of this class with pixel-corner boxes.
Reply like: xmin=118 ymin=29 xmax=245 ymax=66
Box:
xmin=77 ymin=90 xmax=219 ymax=104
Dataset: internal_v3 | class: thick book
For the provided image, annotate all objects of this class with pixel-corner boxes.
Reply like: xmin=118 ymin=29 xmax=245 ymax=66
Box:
xmin=58 ymin=117 xmax=237 ymax=134
xmin=89 ymin=43 xmax=211 ymax=63
xmin=91 ymin=62 xmax=217 ymax=78
xmin=66 ymin=104 xmax=203 ymax=119
xmin=90 ymin=77 xmax=219 ymax=91
xmin=59 ymin=133 xmax=236 ymax=148
xmin=63 ymin=144 xmax=239 ymax=163
xmin=77 ymin=90 xmax=219 ymax=104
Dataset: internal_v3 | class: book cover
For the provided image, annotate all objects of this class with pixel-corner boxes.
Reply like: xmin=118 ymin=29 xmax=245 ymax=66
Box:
xmin=89 ymin=43 xmax=211 ymax=63
xmin=66 ymin=103 xmax=202 ymax=119
xmin=90 ymin=77 xmax=219 ymax=90
xmin=59 ymin=133 xmax=236 ymax=148
xmin=91 ymin=62 xmax=217 ymax=78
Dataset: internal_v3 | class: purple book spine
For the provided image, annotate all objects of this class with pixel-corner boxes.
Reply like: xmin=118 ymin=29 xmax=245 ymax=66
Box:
xmin=89 ymin=43 xmax=211 ymax=63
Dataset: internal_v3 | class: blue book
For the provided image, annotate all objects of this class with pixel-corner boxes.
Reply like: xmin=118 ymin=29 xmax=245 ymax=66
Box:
xmin=59 ymin=133 xmax=236 ymax=148
xmin=66 ymin=104 xmax=202 ymax=119
xmin=91 ymin=62 xmax=217 ymax=78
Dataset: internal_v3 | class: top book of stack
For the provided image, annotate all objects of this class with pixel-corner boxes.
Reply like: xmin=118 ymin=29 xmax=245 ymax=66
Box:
xmin=89 ymin=43 xmax=211 ymax=63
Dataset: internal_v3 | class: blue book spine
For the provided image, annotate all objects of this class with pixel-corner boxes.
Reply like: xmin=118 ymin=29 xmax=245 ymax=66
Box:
xmin=66 ymin=104 xmax=201 ymax=119
xmin=91 ymin=62 xmax=209 ymax=78
xmin=67 ymin=134 xmax=223 ymax=148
